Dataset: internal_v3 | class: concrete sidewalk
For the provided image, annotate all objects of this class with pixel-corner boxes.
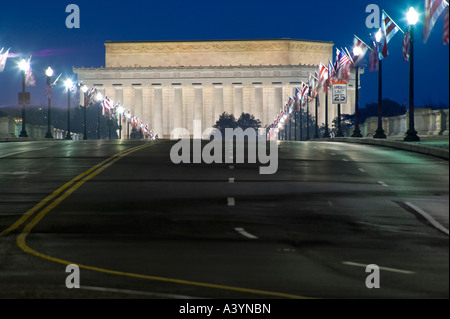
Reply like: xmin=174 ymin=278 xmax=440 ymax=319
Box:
xmin=315 ymin=136 xmax=449 ymax=160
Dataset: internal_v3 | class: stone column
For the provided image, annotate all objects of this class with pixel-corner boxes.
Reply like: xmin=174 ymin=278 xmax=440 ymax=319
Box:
xmin=214 ymin=84 xmax=224 ymax=121
xmin=254 ymin=83 xmax=264 ymax=124
xmin=274 ymin=84 xmax=283 ymax=117
xmin=134 ymin=86 xmax=143 ymax=120
xmin=234 ymin=84 xmax=243 ymax=118
xmin=194 ymin=84 xmax=203 ymax=132
xmin=173 ymin=85 xmax=183 ymax=133
xmin=153 ymin=85 xmax=163 ymax=139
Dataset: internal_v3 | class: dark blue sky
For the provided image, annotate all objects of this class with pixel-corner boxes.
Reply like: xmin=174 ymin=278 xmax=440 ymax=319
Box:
xmin=1 ymin=0 xmax=448 ymax=111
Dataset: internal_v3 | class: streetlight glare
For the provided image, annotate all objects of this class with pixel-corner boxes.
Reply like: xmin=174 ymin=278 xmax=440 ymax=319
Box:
xmin=18 ymin=59 xmax=30 ymax=72
xmin=81 ymin=85 xmax=88 ymax=93
xmin=64 ymin=79 xmax=74 ymax=90
xmin=407 ymin=7 xmax=419 ymax=26
xmin=96 ymin=92 xmax=103 ymax=101
xmin=375 ymin=29 xmax=382 ymax=43
xmin=46 ymin=67 xmax=54 ymax=77
xmin=353 ymin=46 xmax=363 ymax=57
xmin=117 ymin=106 xmax=125 ymax=114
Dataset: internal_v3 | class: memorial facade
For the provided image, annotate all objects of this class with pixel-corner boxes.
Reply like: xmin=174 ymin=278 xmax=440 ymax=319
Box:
xmin=74 ymin=39 xmax=357 ymax=139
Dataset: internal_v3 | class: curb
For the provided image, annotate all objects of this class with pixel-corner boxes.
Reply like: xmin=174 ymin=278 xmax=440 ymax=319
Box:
xmin=315 ymin=137 xmax=449 ymax=160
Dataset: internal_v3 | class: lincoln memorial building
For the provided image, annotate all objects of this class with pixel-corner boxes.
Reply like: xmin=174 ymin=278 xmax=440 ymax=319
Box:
xmin=73 ymin=39 xmax=357 ymax=139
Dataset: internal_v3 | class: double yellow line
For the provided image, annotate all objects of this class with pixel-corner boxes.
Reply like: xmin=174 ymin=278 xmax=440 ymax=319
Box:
xmin=1 ymin=141 xmax=312 ymax=299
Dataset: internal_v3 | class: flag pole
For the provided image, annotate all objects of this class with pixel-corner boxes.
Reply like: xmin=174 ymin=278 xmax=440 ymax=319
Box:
xmin=351 ymin=66 xmax=363 ymax=137
xmin=322 ymin=86 xmax=329 ymax=138
xmin=374 ymin=58 xmax=386 ymax=139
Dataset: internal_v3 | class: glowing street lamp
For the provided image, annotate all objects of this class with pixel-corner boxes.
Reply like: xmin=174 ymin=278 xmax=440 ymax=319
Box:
xmin=404 ymin=7 xmax=420 ymax=141
xmin=44 ymin=67 xmax=54 ymax=139
xmin=64 ymin=79 xmax=74 ymax=140
xmin=18 ymin=59 xmax=30 ymax=138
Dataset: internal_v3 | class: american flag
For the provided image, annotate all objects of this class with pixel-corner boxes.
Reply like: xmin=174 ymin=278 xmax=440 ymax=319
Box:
xmin=378 ymin=11 xmax=403 ymax=60
xmin=444 ymin=8 xmax=449 ymax=45
xmin=328 ymin=61 xmax=336 ymax=81
xmin=101 ymin=97 xmax=112 ymax=116
xmin=353 ymin=36 xmax=370 ymax=66
xmin=295 ymin=88 xmax=302 ymax=101
xmin=334 ymin=48 xmax=341 ymax=73
xmin=318 ymin=63 xmax=328 ymax=91
xmin=423 ymin=0 xmax=449 ymax=44
xmin=0 ymin=48 xmax=10 ymax=73
xmin=338 ymin=51 xmax=351 ymax=71
xmin=402 ymin=31 xmax=410 ymax=62
xmin=383 ymin=11 xmax=402 ymax=43
xmin=300 ymin=82 xmax=309 ymax=103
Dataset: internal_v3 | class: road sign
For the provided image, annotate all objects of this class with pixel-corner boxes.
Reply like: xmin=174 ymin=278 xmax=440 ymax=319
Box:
xmin=332 ymin=84 xmax=347 ymax=104
xmin=18 ymin=92 xmax=31 ymax=105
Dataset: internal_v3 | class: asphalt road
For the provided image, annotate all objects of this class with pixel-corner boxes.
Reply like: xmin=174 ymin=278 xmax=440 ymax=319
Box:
xmin=0 ymin=139 xmax=448 ymax=300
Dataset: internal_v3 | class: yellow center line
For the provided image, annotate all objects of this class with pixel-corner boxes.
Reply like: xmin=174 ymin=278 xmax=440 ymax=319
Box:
xmin=14 ymin=141 xmax=314 ymax=299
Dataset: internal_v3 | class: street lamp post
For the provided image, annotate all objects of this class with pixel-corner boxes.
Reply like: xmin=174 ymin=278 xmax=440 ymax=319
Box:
xmin=18 ymin=59 xmax=29 ymax=138
xmin=117 ymin=106 xmax=125 ymax=140
xmin=374 ymin=29 xmax=387 ymax=139
xmin=314 ymin=96 xmax=319 ymax=139
xmin=64 ymin=79 xmax=73 ymax=140
xmin=351 ymin=47 xmax=363 ymax=138
xmin=45 ymin=67 xmax=54 ymax=139
xmin=322 ymin=88 xmax=330 ymax=138
xmin=336 ymin=103 xmax=344 ymax=137
xmin=96 ymin=92 xmax=103 ymax=140
xmin=81 ymin=85 xmax=89 ymax=140
xmin=299 ymin=104 xmax=303 ymax=141
xmin=404 ymin=7 xmax=420 ymax=142
xmin=306 ymin=96 xmax=310 ymax=140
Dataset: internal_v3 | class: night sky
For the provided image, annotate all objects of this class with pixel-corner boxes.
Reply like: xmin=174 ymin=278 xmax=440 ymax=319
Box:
xmin=1 ymin=0 xmax=448 ymax=113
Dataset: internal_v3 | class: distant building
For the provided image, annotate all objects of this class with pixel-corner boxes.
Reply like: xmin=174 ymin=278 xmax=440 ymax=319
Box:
xmin=74 ymin=39 xmax=357 ymax=139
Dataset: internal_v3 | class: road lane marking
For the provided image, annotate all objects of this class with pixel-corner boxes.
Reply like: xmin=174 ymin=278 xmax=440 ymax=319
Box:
xmin=0 ymin=147 xmax=48 ymax=159
xmin=399 ymin=202 xmax=449 ymax=236
xmin=229 ymin=166 xmax=234 ymax=170
xmin=342 ymin=261 xmax=415 ymax=275
xmin=342 ymin=159 xmax=348 ymax=162
xmin=13 ymin=141 xmax=314 ymax=300
xmin=328 ymin=201 xmax=333 ymax=206
xmin=0 ymin=144 xmax=150 ymax=237
xmin=0 ymin=171 xmax=40 ymax=175
xmin=229 ymin=178 xmax=235 ymax=183
xmin=331 ymin=153 xmax=337 ymax=156
xmin=358 ymin=168 xmax=366 ymax=173
xmin=378 ymin=181 xmax=389 ymax=187
xmin=234 ymin=227 xmax=258 ymax=239
xmin=228 ymin=197 xmax=235 ymax=206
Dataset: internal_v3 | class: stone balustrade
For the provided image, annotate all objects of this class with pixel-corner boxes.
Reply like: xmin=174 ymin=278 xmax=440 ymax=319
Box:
xmin=359 ymin=108 xmax=449 ymax=137
xmin=0 ymin=117 xmax=84 ymax=140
